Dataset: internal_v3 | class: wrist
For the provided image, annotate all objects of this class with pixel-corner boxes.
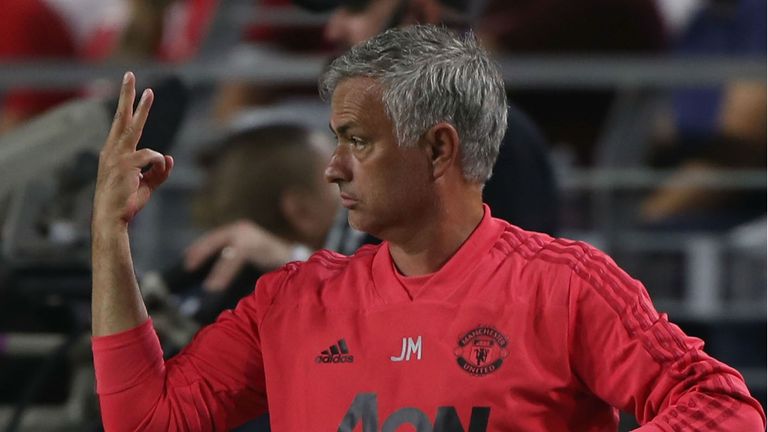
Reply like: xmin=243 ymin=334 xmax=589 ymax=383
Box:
xmin=91 ymin=216 xmax=129 ymax=238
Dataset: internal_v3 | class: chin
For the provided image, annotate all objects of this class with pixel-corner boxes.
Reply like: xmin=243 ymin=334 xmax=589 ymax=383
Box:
xmin=346 ymin=211 xmax=365 ymax=232
xmin=347 ymin=211 xmax=379 ymax=236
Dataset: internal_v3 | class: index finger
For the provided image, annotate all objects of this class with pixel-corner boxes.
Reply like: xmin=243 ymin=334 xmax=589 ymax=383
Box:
xmin=106 ymin=72 xmax=136 ymax=146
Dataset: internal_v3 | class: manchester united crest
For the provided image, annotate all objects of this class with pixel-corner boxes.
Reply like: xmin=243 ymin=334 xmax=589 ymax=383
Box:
xmin=454 ymin=326 xmax=509 ymax=376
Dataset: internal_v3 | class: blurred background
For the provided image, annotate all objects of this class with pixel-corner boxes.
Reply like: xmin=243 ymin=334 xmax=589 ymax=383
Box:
xmin=0 ymin=0 xmax=764 ymax=430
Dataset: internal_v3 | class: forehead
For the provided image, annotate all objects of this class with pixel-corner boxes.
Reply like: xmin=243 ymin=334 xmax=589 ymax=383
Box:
xmin=330 ymin=77 xmax=386 ymax=129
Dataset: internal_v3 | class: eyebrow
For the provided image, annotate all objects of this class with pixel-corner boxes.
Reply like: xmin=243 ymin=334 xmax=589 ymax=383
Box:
xmin=329 ymin=122 xmax=352 ymax=136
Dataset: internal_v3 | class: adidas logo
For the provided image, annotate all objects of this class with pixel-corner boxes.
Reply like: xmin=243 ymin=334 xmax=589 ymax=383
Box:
xmin=315 ymin=338 xmax=354 ymax=364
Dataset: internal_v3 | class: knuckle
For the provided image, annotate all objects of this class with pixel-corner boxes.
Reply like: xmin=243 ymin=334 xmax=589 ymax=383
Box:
xmin=139 ymin=149 xmax=157 ymax=161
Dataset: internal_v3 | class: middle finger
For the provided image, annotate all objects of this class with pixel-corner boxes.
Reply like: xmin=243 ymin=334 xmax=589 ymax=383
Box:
xmin=107 ymin=72 xmax=136 ymax=145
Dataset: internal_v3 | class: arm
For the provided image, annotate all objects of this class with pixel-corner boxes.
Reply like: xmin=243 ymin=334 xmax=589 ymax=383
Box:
xmin=641 ymin=81 xmax=766 ymax=223
xmin=92 ymin=284 xmax=270 ymax=431
xmin=91 ymin=73 xmax=268 ymax=430
xmin=92 ymin=71 xmax=171 ymax=337
xmin=567 ymin=245 xmax=765 ymax=431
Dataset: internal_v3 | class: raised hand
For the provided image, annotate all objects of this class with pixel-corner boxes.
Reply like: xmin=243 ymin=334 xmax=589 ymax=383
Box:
xmin=91 ymin=72 xmax=175 ymax=337
xmin=93 ymin=72 xmax=173 ymax=229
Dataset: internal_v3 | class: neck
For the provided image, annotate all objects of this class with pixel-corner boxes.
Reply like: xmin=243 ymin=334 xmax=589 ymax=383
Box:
xmin=388 ymin=190 xmax=484 ymax=276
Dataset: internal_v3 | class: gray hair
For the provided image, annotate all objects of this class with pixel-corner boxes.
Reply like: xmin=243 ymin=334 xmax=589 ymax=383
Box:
xmin=319 ymin=24 xmax=507 ymax=183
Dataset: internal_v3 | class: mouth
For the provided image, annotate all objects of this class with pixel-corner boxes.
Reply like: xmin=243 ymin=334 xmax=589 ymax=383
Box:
xmin=339 ymin=192 xmax=359 ymax=209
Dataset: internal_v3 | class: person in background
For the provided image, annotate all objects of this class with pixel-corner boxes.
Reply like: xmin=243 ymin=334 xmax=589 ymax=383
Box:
xmin=641 ymin=0 xmax=766 ymax=230
xmin=164 ymin=122 xmax=338 ymax=432
xmin=183 ymin=122 xmax=339 ymax=304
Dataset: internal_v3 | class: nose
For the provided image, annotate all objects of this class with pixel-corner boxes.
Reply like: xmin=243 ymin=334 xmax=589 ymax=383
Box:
xmin=324 ymin=145 xmax=351 ymax=185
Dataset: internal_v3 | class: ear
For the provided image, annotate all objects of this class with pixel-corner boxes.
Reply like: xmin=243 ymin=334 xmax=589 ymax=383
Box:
xmin=423 ymin=122 xmax=461 ymax=180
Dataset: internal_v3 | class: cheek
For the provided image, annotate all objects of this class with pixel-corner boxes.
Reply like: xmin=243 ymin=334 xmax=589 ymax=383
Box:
xmin=380 ymin=165 xmax=430 ymax=206
xmin=398 ymin=156 xmax=432 ymax=189
xmin=356 ymin=148 xmax=430 ymax=207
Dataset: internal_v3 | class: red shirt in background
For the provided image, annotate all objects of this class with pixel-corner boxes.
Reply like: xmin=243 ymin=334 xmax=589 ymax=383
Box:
xmin=0 ymin=0 xmax=78 ymax=119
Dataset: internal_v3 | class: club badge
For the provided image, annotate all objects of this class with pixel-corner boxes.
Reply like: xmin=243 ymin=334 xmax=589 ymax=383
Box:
xmin=454 ymin=326 xmax=509 ymax=376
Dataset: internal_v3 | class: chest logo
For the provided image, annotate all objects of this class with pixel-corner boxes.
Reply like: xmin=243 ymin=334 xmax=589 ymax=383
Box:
xmin=453 ymin=326 xmax=509 ymax=376
xmin=390 ymin=336 xmax=422 ymax=362
xmin=316 ymin=338 xmax=354 ymax=364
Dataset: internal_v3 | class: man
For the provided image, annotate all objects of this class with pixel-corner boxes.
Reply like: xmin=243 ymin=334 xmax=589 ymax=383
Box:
xmin=91 ymin=25 xmax=763 ymax=430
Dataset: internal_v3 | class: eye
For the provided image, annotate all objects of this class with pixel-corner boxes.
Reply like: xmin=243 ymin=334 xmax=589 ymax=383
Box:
xmin=350 ymin=136 xmax=366 ymax=149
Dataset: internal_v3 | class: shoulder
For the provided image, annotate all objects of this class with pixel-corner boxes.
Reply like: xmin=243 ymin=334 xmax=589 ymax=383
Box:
xmin=500 ymin=224 xmax=652 ymax=311
xmin=254 ymin=244 xmax=380 ymax=305
xmin=492 ymin=221 xmax=634 ymax=293
xmin=493 ymin=221 xmax=595 ymax=269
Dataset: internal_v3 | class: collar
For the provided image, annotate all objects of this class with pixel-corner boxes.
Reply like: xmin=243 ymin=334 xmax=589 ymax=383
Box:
xmin=371 ymin=204 xmax=505 ymax=302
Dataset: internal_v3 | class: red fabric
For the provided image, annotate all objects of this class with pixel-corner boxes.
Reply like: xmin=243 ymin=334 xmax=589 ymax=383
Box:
xmin=0 ymin=0 xmax=78 ymax=118
xmin=92 ymin=206 xmax=765 ymax=431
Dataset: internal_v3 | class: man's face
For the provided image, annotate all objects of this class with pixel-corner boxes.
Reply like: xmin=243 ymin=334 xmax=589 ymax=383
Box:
xmin=325 ymin=77 xmax=433 ymax=239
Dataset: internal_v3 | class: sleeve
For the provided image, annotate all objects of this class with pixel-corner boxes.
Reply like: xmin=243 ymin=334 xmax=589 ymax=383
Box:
xmin=567 ymin=245 xmax=765 ymax=431
xmin=92 ymin=267 xmax=290 ymax=431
